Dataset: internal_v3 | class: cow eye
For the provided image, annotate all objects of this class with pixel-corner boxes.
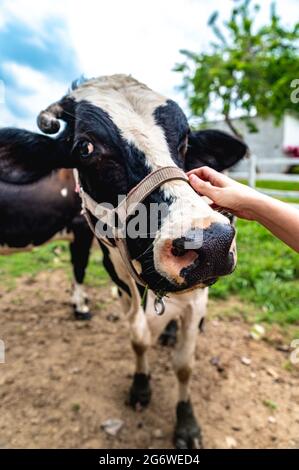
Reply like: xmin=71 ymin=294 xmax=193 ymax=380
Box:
xmin=78 ymin=140 xmax=94 ymax=158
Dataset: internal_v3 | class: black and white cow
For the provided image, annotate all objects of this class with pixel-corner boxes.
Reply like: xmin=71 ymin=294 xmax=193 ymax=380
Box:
xmin=0 ymin=129 xmax=93 ymax=320
xmin=1 ymin=75 xmax=247 ymax=448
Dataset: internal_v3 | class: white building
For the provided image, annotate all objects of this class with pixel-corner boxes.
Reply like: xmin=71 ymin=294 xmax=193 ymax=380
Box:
xmin=207 ymin=114 xmax=299 ymax=173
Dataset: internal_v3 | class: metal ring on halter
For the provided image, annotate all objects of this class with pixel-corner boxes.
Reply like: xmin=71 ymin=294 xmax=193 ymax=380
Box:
xmin=154 ymin=297 xmax=165 ymax=316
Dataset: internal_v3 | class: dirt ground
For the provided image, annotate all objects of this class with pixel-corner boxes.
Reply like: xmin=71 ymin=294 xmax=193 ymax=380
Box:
xmin=0 ymin=270 xmax=298 ymax=449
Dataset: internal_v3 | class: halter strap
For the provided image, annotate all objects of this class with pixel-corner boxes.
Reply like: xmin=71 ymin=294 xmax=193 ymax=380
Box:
xmin=74 ymin=167 xmax=189 ymax=286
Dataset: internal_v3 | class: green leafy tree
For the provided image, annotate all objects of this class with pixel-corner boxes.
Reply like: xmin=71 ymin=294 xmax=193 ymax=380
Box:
xmin=175 ymin=0 xmax=299 ymax=137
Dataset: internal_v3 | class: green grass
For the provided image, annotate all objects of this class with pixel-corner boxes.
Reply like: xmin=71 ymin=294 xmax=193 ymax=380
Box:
xmin=258 ymin=180 xmax=299 ymax=203
xmin=0 ymin=241 xmax=109 ymax=289
xmin=238 ymin=179 xmax=299 ymax=203
xmin=210 ymin=218 xmax=299 ymax=325
xmin=262 ymin=399 xmax=278 ymax=411
xmin=255 ymin=180 xmax=299 ymax=192
xmin=238 ymin=179 xmax=299 ymax=191
xmin=0 ymin=243 xmax=68 ymax=280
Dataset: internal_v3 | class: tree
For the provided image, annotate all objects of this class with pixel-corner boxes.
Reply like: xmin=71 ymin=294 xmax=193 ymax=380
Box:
xmin=174 ymin=0 xmax=299 ymax=137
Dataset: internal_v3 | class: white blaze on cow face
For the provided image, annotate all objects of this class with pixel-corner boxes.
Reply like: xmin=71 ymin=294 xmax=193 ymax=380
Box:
xmin=71 ymin=75 xmax=235 ymax=287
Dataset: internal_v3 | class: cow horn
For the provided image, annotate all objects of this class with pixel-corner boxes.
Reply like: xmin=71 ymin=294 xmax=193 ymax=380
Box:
xmin=37 ymin=102 xmax=64 ymax=134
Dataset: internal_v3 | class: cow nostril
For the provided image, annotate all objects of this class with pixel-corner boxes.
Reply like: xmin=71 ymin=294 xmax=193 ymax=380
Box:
xmin=184 ymin=229 xmax=203 ymax=250
xmin=172 ymin=229 xmax=204 ymax=257
xmin=171 ymin=238 xmax=187 ymax=257
xmin=172 ymin=246 xmax=185 ymax=257
xmin=171 ymin=224 xmax=235 ymax=262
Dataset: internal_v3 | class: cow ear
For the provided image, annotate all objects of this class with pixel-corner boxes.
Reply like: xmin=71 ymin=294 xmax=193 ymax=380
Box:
xmin=185 ymin=129 xmax=248 ymax=172
xmin=0 ymin=128 xmax=73 ymax=184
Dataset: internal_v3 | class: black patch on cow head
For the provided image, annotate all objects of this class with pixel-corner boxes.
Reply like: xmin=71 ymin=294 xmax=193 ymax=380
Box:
xmin=73 ymin=100 xmax=154 ymax=206
xmin=154 ymin=103 xmax=247 ymax=172
xmin=154 ymin=100 xmax=190 ymax=168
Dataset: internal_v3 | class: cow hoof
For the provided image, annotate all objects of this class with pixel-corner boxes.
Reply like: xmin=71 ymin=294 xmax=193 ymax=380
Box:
xmin=129 ymin=373 xmax=152 ymax=409
xmin=159 ymin=320 xmax=178 ymax=347
xmin=74 ymin=310 xmax=93 ymax=321
xmin=174 ymin=400 xmax=203 ymax=449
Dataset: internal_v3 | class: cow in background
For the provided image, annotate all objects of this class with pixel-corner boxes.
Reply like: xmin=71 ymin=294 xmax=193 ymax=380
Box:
xmin=0 ymin=132 xmax=93 ymax=320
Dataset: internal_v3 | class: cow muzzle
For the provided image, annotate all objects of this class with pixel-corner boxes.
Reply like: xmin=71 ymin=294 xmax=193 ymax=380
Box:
xmin=154 ymin=223 xmax=236 ymax=290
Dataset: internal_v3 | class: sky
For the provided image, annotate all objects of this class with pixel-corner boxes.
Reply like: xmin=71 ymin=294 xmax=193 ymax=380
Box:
xmin=0 ymin=0 xmax=298 ymax=130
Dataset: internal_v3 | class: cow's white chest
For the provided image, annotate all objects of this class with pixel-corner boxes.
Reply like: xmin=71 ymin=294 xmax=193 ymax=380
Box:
xmin=144 ymin=288 xmax=208 ymax=342
xmin=105 ymin=243 xmax=208 ymax=342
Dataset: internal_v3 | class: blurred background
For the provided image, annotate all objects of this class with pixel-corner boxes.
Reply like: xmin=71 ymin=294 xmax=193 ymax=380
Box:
xmin=0 ymin=0 xmax=297 ymax=127
xmin=0 ymin=0 xmax=299 ymax=449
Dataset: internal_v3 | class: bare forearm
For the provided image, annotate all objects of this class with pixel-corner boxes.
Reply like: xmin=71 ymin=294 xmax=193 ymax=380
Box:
xmin=188 ymin=167 xmax=299 ymax=252
xmin=250 ymin=194 xmax=299 ymax=253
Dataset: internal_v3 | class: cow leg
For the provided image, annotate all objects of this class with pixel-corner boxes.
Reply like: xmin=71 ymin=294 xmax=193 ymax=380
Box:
xmin=70 ymin=216 xmax=94 ymax=320
xmin=159 ymin=319 xmax=178 ymax=347
xmin=172 ymin=293 xmax=207 ymax=449
xmin=129 ymin=305 xmax=152 ymax=409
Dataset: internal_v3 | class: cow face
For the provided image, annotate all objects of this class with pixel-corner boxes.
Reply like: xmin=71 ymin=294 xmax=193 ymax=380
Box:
xmin=2 ymin=75 xmax=247 ymax=293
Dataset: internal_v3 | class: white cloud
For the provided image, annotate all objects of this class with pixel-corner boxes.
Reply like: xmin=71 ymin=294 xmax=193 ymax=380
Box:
xmin=1 ymin=0 xmax=66 ymax=32
xmin=64 ymin=0 xmax=231 ymax=111
xmin=1 ymin=0 xmax=298 ymax=128
xmin=2 ymin=62 xmax=68 ymax=130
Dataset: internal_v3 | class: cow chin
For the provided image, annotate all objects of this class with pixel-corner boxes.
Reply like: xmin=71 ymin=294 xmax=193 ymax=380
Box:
xmin=139 ymin=224 xmax=237 ymax=293
xmin=138 ymin=266 xmax=219 ymax=295
xmin=136 ymin=246 xmax=236 ymax=294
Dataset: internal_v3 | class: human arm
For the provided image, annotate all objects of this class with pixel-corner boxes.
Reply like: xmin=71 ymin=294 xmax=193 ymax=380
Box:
xmin=188 ymin=166 xmax=299 ymax=253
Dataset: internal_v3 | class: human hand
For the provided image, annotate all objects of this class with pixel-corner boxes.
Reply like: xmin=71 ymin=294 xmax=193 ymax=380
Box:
xmin=188 ymin=166 xmax=264 ymax=220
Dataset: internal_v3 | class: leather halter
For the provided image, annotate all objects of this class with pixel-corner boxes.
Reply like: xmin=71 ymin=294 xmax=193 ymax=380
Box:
xmin=74 ymin=166 xmax=189 ymax=287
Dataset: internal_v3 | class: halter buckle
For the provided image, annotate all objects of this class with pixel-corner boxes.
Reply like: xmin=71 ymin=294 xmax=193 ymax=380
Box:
xmin=154 ymin=296 xmax=165 ymax=316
